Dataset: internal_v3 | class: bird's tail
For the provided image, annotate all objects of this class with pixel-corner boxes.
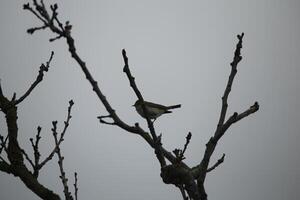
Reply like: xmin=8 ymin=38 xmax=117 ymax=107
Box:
xmin=167 ymin=104 xmax=181 ymax=109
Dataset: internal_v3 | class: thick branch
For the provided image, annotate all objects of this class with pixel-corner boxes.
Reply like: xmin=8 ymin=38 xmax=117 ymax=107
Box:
xmin=0 ymin=89 xmax=60 ymax=200
xmin=0 ymin=161 xmax=12 ymax=174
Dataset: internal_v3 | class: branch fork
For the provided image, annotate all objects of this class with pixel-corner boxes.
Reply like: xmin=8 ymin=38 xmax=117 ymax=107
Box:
xmin=22 ymin=2 xmax=260 ymax=199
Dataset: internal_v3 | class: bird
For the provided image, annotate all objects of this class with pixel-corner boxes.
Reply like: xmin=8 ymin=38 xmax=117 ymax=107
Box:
xmin=133 ymin=100 xmax=181 ymax=120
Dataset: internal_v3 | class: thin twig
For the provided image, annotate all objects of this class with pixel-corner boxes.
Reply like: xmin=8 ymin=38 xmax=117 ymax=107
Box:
xmin=0 ymin=135 xmax=8 ymax=154
xmin=52 ymin=120 xmax=73 ymax=200
xmin=173 ymin=132 xmax=192 ymax=162
xmin=206 ymin=154 xmax=225 ymax=173
xmin=0 ymin=136 xmax=10 ymax=164
xmin=215 ymin=33 xmax=244 ymax=134
xmin=29 ymin=126 xmax=42 ymax=177
xmin=178 ymin=185 xmax=189 ymax=200
xmin=74 ymin=172 xmax=78 ymax=200
xmin=27 ymin=25 xmax=47 ymax=34
xmin=38 ymin=100 xmax=74 ymax=170
xmin=97 ymin=115 xmax=115 ymax=125
xmin=23 ymin=3 xmax=47 ymax=25
xmin=14 ymin=51 xmax=54 ymax=105
xmin=21 ymin=148 xmax=35 ymax=169
xmin=182 ymin=132 xmax=192 ymax=157
xmin=216 ymin=102 xmax=259 ymax=141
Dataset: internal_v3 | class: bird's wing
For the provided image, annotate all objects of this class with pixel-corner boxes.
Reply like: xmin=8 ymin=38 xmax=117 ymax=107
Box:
xmin=144 ymin=101 xmax=168 ymax=109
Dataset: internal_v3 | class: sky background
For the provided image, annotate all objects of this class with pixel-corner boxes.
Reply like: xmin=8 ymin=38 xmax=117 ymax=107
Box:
xmin=0 ymin=0 xmax=299 ymax=200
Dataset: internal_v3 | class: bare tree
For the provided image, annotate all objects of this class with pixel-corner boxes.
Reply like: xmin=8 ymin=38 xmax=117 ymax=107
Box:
xmin=0 ymin=1 xmax=259 ymax=200
xmin=0 ymin=50 xmax=78 ymax=200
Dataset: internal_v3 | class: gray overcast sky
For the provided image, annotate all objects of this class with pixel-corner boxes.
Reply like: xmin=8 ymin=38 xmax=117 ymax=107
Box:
xmin=0 ymin=0 xmax=299 ymax=199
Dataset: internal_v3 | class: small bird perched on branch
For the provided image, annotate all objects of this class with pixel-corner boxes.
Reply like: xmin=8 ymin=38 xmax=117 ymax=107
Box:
xmin=133 ymin=100 xmax=181 ymax=120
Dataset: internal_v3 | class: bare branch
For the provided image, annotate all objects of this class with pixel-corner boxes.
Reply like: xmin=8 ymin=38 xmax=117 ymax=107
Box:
xmin=215 ymin=33 xmax=244 ymax=134
xmin=49 ymin=35 xmax=63 ymax=42
xmin=206 ymin=154 xmax=225 ymax=173
xmin=216 ymin=102 xmax=259 ymax=141
xmin=122 ymin=49 xmax=166 ymax=167
xmin=0 ymin=79 xmax=3 ymax=96
xmin=23 ymin=3 xmax=47 ymax=25
xmin=121 ymin=49 xmax=156 ymax=135
xmin=52 ymin=121 xmax=73 ymax=200
xmin=24 ymin=3 xmax=260 ymax=200
xmin=0 ymin=161 xmax=12 ymax=174
xmin=178 ymin=185 xmax=189 ymax=200
xmin=25 ymin=2 xmax=175 ymax=167
xmin=33 ymin=126 xmax=42 ymax=165
xmin=0 ymin=139 xmax=10 ymax=165
xmin=27 ymin=25 xmax=47 ymax=34
xmin=0 ymin=135 xmax=9 ymax=164
xmin=21 ymin=148 xmax=35 ymax=170
xmin=97 ymin=115 xmax=115 ymax=125
xmin=173 ymin=132 xmax=192 ymax=162
xmin=74 ymin=172 xmax=78 ymax=200
xmin=50 ymin=4 xmax=65 ymax=32
xmin=190 ymin=33 xmax=259 ymax=200
xmin=14 ymin=51 xmax=54 ymax=105
xmin=38 ymin=100 xmax=74 ymax=170
xmin=28 ymin=126 xmax=42 ymax=177
xmin=0 ymin=135 xmax=8 ymax=154
xmin=0 ymin=79 xmax=61 ymax=199
xmin=24 ymin=1 xmax=64 ymax=36
xmin=182 ymin=132 xmax=192 ymax=157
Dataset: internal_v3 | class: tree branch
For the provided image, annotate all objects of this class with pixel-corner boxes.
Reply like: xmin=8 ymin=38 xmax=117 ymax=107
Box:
xmin=30 ymin=126 xmax=42 ymax=177
xmin=173 ymin=132 xmax=192 ymax=163
xmin=52 ymin=121 xmax=73 ymax=200
xmin=21 ymin=148 xmax=35 ymax=170
xmin=178 ymin=185 xmax=189 ymax=200
xmin=0 ymin=82 xmax=61 ymax=199
xmin=14 ymin=51 xmax=54 ymax=105
xmin=24 ymin=2 xmax=260 ymax=200
xmin=24 ymin=1 xmax=177 ymax=168
xmin=0 ymin=134 xmax=8 ymax=154
xmin=122 ymin=49 xmax=166 ymax=167
xmin=216 ymin=102 xmax=259 ymax=141
xmin=74 ymin=172 xmax=78 ymax=200
xmin=0 ymin=161 xmax=12 ymax=174
xmin=190 ymin=33 xmax=259 ymax=200
xmin=38 ymin=100 xmax=74 ymax=171
xmin=206 ymin=154 xmax=225 ymax=173
xmin=216 ymin=33 xmax=243 ymax=133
